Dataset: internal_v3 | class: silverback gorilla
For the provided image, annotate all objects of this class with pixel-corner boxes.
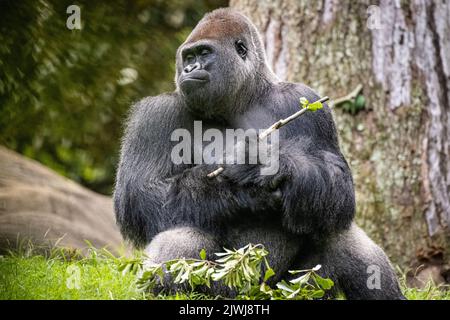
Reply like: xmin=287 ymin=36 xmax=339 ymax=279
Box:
xmin=114 ymin=8 xmax=404 ymax=299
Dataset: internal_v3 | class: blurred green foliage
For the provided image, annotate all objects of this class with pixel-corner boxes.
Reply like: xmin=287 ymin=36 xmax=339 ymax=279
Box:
xmin=0 ymin=0 xmax=226 ymax=194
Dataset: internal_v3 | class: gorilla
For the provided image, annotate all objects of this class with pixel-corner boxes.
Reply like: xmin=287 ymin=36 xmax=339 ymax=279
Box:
xmin=114 ymin=8 xmax=404 ymax=299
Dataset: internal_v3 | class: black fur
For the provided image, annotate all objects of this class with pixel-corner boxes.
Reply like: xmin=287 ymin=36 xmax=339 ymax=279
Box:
xmin=114 ymin=8 xmax=404 ymax=299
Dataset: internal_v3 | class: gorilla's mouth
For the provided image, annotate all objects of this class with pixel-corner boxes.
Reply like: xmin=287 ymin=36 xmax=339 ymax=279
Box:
xmin=180 ymin=70 xmax=210 ymax=85
xmin=182 ymin=78 xmax=208 ymax=84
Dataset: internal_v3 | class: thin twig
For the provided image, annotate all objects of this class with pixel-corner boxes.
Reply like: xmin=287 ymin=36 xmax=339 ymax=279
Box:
xmin=207 ymin=96 xmax=330 ymax=178
xmin=332 ymin=84 xmax=362 ymax=106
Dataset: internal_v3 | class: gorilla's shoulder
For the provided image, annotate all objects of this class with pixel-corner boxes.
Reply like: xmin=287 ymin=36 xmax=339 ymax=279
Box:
xmin=130 ymin=92 xmax=183 ymax=115
xmin=276 ymin=82 xmax=321 ymax=102
xmin=270 ymin=82 xmax=330 ymax=116
xmin=271 ymin=82 xmax=335 ymax=140
xmin=125 ymin=92 xmax=186 ymax=133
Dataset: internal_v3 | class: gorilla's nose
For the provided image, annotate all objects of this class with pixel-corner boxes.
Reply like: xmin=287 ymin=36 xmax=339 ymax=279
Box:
xmin=184 ymin=62 xmax=201 ymax=73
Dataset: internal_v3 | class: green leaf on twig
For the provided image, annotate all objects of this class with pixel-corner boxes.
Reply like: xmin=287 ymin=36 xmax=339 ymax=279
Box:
xmin=300 ymin=97 xmax=324 ymax=112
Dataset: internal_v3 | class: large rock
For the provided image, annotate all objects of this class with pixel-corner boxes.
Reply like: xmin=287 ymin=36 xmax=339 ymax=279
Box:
xmin=0 ymin=146 xmax=124 ymax=252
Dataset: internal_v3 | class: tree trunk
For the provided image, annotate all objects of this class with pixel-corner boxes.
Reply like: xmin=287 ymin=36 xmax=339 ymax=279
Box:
xmin=231 ymin=0 xmax=450 ymax=267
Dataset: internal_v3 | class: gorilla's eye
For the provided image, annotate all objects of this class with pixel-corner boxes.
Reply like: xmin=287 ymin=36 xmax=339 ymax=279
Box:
xmin=200 ymin=49 xmax=211 ymax=56
xmin=235 ymin=40 xmax=248 ymax=59
xmin=185 ymin=54 xmax=195 ymax=64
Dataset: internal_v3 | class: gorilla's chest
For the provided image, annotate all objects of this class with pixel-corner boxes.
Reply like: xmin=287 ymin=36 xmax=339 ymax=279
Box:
xmin=190 ymin=119 xmax=270 ymax=165
xmin=190 ymin=106 xmax=277 ymax=163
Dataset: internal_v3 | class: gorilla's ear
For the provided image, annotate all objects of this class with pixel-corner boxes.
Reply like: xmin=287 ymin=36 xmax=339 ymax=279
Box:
xmin=235 ymin=40 xmax=248 ymax=59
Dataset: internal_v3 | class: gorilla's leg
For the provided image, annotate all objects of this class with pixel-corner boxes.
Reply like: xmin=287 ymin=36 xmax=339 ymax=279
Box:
xmin=145 ymin=226 xmax=221 ymax=263
xmin=294 ymin=223 xmax=405 ymax=300
xmin=144 ymin=226 xmax=231 ymax=296
xmin=226 ymin=226 xmax=301 ymax=283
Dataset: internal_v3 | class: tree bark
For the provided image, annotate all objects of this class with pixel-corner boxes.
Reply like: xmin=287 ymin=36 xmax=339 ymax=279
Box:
xmin=231 ymin=0 xmax=450 ymax=267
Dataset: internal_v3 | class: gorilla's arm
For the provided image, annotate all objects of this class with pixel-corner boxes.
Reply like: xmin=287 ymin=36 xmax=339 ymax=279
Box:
xmin=223 ymin=84 xmax=355 ymax=238
xmin=277 ymin=137 xmax=355 ymax=236
xmin=114 ymin=95 xmax=176 ymax=247
xmin=278 ymin=84 xmax=355 ymax=236
xmin=114 ymin=95 xmax=279 ymax=248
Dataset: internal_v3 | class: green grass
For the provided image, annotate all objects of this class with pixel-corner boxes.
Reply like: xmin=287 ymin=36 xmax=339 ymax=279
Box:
xmin=0 ymin=249 xmax=448 ymax=300
xmin=400 ymin=281 xmax=450 ymax=300
xmin=0 ymin=249 xmax=145 ymax=300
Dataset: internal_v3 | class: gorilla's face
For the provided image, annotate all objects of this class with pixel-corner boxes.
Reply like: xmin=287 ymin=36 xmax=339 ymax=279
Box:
xmin=178 ymin=41 xmax=217 ymax=94
xmin=176 ymin=38 xmax=249 ymax=118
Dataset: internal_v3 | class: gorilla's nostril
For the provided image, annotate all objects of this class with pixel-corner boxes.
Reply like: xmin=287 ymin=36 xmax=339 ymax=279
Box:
xmin=184 ymin=62 xmax=200 ymax=73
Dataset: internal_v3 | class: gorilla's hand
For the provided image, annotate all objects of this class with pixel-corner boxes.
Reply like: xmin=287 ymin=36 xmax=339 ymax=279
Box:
xmin=219 ymin=163 xmax=285 ymax=202
xmin=219 ymin=135 xmax=286 ymax=192
xmin=218 ymin=164 xmax=286 ymax=191
xmin=164 ymin=163 xmax=283 ymax=229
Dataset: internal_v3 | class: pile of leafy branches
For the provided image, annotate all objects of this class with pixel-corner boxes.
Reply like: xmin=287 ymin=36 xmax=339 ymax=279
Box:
xmin=119 ymin=244 xmax=334 ymax=300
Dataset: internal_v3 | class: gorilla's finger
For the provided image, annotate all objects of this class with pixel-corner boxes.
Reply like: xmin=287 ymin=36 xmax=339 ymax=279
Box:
xmin=270 ymin=174 xmax=288 ymax=190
